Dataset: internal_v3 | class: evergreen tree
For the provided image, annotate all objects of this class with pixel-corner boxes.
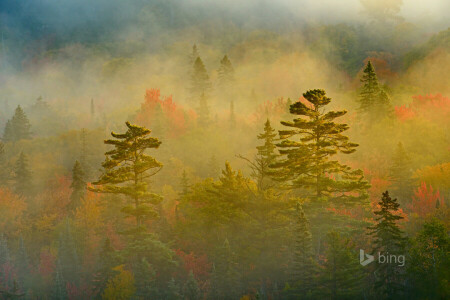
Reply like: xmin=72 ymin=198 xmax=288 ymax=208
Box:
xmin=2 ymin=119 xmax=14 ymax=142
xmin=358 ymin=61 xmax=392 ymax=120
xmin=179 ymin=170 xmax=190 ymax=197
xmin=389 ymin=142 xmax=413 ymax=204
xmin=408 ymin=218 xmax=449 ymax=299
xmin=368 ymin=191 xmax=406 ymax=299
xmin=58 ymin=220 xmax=80 ymax=285
xmin=254 ymin=119 xmax=278 ymax=191
xmin=11 ymin=105 xmax=32 ymax=141
xmin=197 ymin=93 xmax=210 ymax=127
xmin=217 ymin=55 xmax=234 ymax=88
xmin=274 ymin=89 xmax=369 ymax=205
xmin=289 ymin=203 xmax=316 ymax=299
xmin=320 ymin=231 xmax=364 ymax=299
xmin=0 ymin=141 xmax=8 ymax=185
xmin=13 ymin=152 xmax=32 ymax=196
xmin=134 ymin=257 xmax=157 ymax=299
xmin=91 ymin=122 xmax=163 ymax=234
xmin=189 ymin=57 xmax=211 ymax=102
xmin=16 ymin=236 xmax=30 ymax=288
xmin=209 ymin=239 xmax=239 ymax=300
xmin=188 ymin=44 xmax=200 ymax=67
xmin=229 ymin=100 xmax=236 ymax=128
xmin=69 ymin=160 xmax=86 ymax=212
xmin=93 ymin=238 xmax=121 ymax=297
xmin=166 ymin=278 xmax=182 ymax=300
xmin=52 ymin=262 xmax=67 ymax=300
xmin=182 ymin=270 xmax=201 ymax=300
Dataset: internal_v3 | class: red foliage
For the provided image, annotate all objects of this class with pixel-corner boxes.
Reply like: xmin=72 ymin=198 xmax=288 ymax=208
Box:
xmin=175 ymin=249 xmax=211 ymax=283
xmin=409 ymin=182 xmax=445 ymax=217
xmin=135 ymin=89 xmax=187 ymax=137
xmin=395 ymin=94 xmax=450 ymax=122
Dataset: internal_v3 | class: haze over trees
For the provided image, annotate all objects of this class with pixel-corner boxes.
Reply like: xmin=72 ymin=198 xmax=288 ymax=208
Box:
xmin=0 ymin=0 xmax=448 ymax=299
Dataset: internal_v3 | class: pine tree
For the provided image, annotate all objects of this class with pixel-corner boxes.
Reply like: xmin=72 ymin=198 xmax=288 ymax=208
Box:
xmin=0 ymin=141 xmax=8 ymax=185
xmin=166 ymin=278 xmax=182 ymax=300
xmin=188 ymin=44 xmax=200 ymax=67
xmin=182 ymin=270 xmax=201 ymax=300
xmin=52 ymin=262 xmax=67 ymax=300
xmin=320 ymin=231 xmax=364 ymax=299
xmin=389 ymin=142 xmax=413 ymax=205
xmin=197 ymin=93 xmax=210 ymax=127
xmin=13 ymin=152 xmax=32 ymax=196
xmin=11 ymin=105 xmax=31 ymax=141
xmin=69 ymin=160 xmax=86 ymax=212
xmin=368 ymin=191 xmax=406 ymax=299
xmin=289 ymin=203 xmax=316 ymax=298
xmin=274 ymin=89 xmax=369 ymax=205
xmin=93 ymin=238 xmax=120 ymax=297
xmin=134 ymin=257 xmax=157 ymax=299
xmin=2 ymin=119 xmax=14 ymax=142
xmin=179 ymin=170 xmax=190 ymax=197
xmin=408 ymin=218 xmax=449 ymax=299
xmin=217 ymin=55 xmax=234 ymax=88
xmin=91 ymin=122 xmax=163 ymax=234
xmin=58 ymin=220 xmax=80 ymax=285
xmin=229 ymin=100 xmax=236 ymax=128
xmin=189 ymin=57 xmax=211 ymax=102
xmin=358 ymin=61 xmax=391 ymax=120
xmin=209 ymin=239 xmax=239 ymax=300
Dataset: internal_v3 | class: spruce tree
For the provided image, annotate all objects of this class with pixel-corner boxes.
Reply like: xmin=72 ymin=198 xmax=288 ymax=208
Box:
xmin=389 ymin=142 xmax=413 ymax=204
xmin=189 ymin=57 xmax=211 ymax=102
xmin=274 ymin=89 xmax=369 ymax=205
xmin=320 ymin=231 xmax=364 ymax=299
xmin=182 ymin=270 xmax=201 ymax=300
xmin=289 ymin=203 xmax=316 ymax=298
xmin=209 ymin=239 xmax=239 ymax=300
xmin=69 ymin=160 xmax=86 ymax=212
xmin=2 ymin=119 xmax=14 ymax=142
xmin=57 ymin=220 xmax=80 ymax=285
xmin=179 ymin=170 xmax=190 ymax=197
xmin=368 ymin=191 xmax=406 ymax=299
xmin=11 ymin=105 xmax=31 ymax=141
xmin=52 ymin=262 xmax=67 ymax=300
xmin=93 ymin=238 xmax=120 ymax=297
xmin=188 ymin=44 xmax=200 ymax=67
xmin=13 ymin=152 xmax=32 ymax=196
xmin=91 ymin=121 xmax=163 ymax=234
xmin=166 ymin=278 xmax=182 ymax=300
xmin=358 ymin=61 xmax=391 ymax=121
xmin=217 ymin=55 xmax=235 ymax=88
xmin=134 ymin=257 xmax=157 ymax=299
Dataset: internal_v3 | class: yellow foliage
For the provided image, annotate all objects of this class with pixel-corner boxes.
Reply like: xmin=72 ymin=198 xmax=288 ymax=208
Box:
xmin=414 ymin=163 xmax=450 ymax=192
xmin=102 ymin=265 xmax=136 ymax=300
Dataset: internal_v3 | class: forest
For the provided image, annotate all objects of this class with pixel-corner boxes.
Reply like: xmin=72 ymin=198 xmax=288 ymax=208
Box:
xmin=0 ymin=0 xmax=449 ymax=299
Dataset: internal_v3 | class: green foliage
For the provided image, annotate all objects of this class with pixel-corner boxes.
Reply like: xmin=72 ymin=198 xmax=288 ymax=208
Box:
xmin=274 ymin=89 xmax=369 ymax=205
xmin=182 ymin=270 xmax=201 ymax=300
xmin=57 ymin=220 xmax=80 ymax=285
xmin=189 ymin=57 xmax=211 ymax=102
xmin=368 ymin=191 xmax=406 ymax=298
xmin=133 ymin=257 xmax=157 ymax=299
xmin=217 ymin=55 xmax=235 ymax=88
xmin=166 ymin=278 xmax=182 ymax=300
xmin=13 ymin=152 xmax=32 ymax=196
xmin=69 ymin=160 xmax=86 ymax=212
xmin=408 ymin=218 xmax=450 ymax=299
xmin=2 ymin=105 xmax=32 ymax=142
xmin=91 ymin=122 xmax=163 ymax=232
xmin=209 ymin=239 xmax=239 ymax=300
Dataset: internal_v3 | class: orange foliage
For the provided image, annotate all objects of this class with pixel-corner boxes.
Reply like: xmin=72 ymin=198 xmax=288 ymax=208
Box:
xmin=409 ymin=182 xmax=445 ymax=217
xmin=395 ymin=94 xmax=450 ymax=122
xmin=135 ymin=88 xmax=187 ymax=137
xmin=175 ymin=249 xmax=211 ymax=283
xmin=0 ymin=188 xmax=26 ymax=236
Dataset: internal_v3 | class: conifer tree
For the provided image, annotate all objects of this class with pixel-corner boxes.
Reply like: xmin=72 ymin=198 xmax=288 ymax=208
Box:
xmin=2 ymin=119 xmax=14 ymax=142
xmin=389 ymin=142 xmax=413 ymax=204
xmin=179 ymin=170 xmax=190 ymax=197
xmin=166 ymin=278 xmax=182 ymax=300
xmin=289 ymin=203 xmax=316 ymax=298
xmin=58 ymin=221 xmax=80 ymax=285
xmin=134 ymin=257 xmax=157 ymax=299
xmin=69 ymin=160 xmax=86 ymax=211
xmin=188 ymin=44 xmax=200 ymax=67
xmin=368 ymin=191 xmax=406 ymax=299
xmin=183 ymin=270 xmax=201 ymax=300
xmin=320 ymin=231 xmax=364 ymax=299
xmin=358 ymin=61 xmax=391 ymax=120
xmin=209 ymin=239 xmax=239 ymax=300
xmin=189 ymin=57 xmax=211 ymax=102
xmin=217 ymin=55 xmax=234 ymax=88
xmin=93 ymin=238 xmax=120 ymax=297
xmin=13 ymin=152 xmax=32 ymax=196
xmin=0 ymin=141 xmax=8 ymax=185
xmin=11 ymin=105 xmax=31 ymax=141
xmin=274 ymin=89 xmax=369 ymax=205
xmin=197 ymin=93 xmax=210 ymax=127
xmin=91 ymin=122 xmax=163 ymax=234
xmin=52 ymin=262 xmax=67 ymax=300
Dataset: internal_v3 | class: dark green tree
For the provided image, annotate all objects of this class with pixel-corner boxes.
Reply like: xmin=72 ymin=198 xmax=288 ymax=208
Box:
xmin=52 ymin=262 xmax=67 ymax=300
xmin=57 ymin=220 xmax=80 ymax=285
xmin=189 ymin=57 xmax=211 ymax=102
xmin=179 ymin=169 xmax=190 ymax=197
xmin=358 ymin=61 xmax=392 ymax=120
xmin=93 ymin=238 xmax=121 ymax=297
xmin=274 ymin=89 xmax=369 ymax=205
xmin=289 ymin=203 xmax=316 ymax=299
xmin=188 ymin=44 xmax=200 ymax=67
xmin=13 ymin=152 xmax=32 ymax=196
xmin=134 ymin=257 xmax=158 ymax=299
xmin=90 ymin=122 xmax=163 ymax=234
xmin=69 ymin=160 xmax=86 ymax=212
xmin=182 ymin=270 xmax=201 ymax=300
xmin=408 ymin=218 xmax=449 ymax=299
xmin=2 ymin=119 xmax=14 ymax=142
xmin=320 ymin=231 xmax=364 ymax=299
xmin=217 ymin=55 xmax=235 ymax=88
xmin=11 ymin=105 xmax=32 ymax=141
xmin=209 ymin=239 xmax=239 ymax=300
xmin=368 ymin=191 xmax=406 ymax=299
xmin=389 ymin=142 xmax=413 ymax=205
xmin=166 ymin=278 xmax=182 ymax=300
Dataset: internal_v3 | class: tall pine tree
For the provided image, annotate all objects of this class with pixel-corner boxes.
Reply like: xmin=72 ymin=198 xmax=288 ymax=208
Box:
xmin=274 ymin=89 xmax=369 ymax=205
xmin=189 ymin=57 xmax=211 ymax=102
xmin=217 ymin=55 xmax=234 ymax=88
xmin=13 ymin=152 xmax=32 ymax=196
xmin=209 ymin=239 xmax=239 ymax=300
xmin=69 ymin=160 xmax=86 ymax=212
xmin=90 ymin=122 xmax=163 ymax=234
xmin=182 ymin=270 xmax=201 ymax=300
xmin=368 ymin=191 xmax=406 ymax=299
